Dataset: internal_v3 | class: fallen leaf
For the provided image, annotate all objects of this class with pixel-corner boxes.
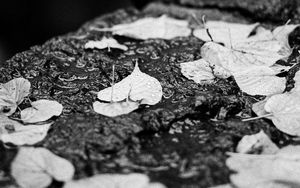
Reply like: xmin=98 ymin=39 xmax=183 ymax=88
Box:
xmin=236 ymin=130 xmax=279 ymax=154
xmin=226 ymin=145 xmax=300 ymax=188
xmin=64 ymin=173 xmax=166 ymax=188
xmin=85 ymin=37 xmax=128 ymax=51
xmin=0 ymin=115 xmax=51 ymax=145
xmin=233 ymin=66 xmax=286 ymax=96
xmin=0 ymin=78 xmax=30 ymax=116
xmin=11 ymin=147 xmax=75 ymax=188
xmin=93 ymin=100 xmax=139 ymax=117
xmin=252 ymin=98 xmax=269 ymax=117
xmin=180 ymin=59 xmax=215 ymax=83
xmin=193 ymin=21 xmax=259 ymax=47
xmin=93 ymin=15 xmax=191 ymax=40
xmin=264 ymin=92 xmax=300 ymax=136
xmin=97 ymin=63 xmax=162 ymax=105
xmin=21 ymin=99 xmax=63 ymax=123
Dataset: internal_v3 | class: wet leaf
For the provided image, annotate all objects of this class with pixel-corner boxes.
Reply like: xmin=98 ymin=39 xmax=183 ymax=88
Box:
xmin=64 ymin=173 xmax=166 ymax=188
xmin=11 ymin=147 xmax=75 ymax=188
xmin=226 ymin=145 xmax=300 ymax=188
xmin=236 ymin=130 xmax=279 ymax=154
xmin=93 ymin=100 xmax=139 ymax=117
xmin=180 ymin=59 xmax=215 ymax=83
xmin=85 ymin=37 xmax=128 ymax=51
xmin=97 ymin=63 xmax=162 ymax=105
xmin=0 ymin=78 xmax=31 ymax=116
xmin=21 ymin=100 xmax=63 ymax=123
xmin=0 ymin=115 xmax=51 ymax=145
xmin=233 ymin=66 xmax=286 ymax=96
xmin=93 ymin=15 xmax=191 ymax=40
xmin=193 ymin=21 xmax=259 ymax=47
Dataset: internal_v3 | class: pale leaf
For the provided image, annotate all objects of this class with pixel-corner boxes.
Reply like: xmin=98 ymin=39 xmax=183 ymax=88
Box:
xmin=21 ymin=100 xmax=63 ymax=123
xmin=236 ymin=130 xmax=279 ymax=154
xmin=94 ymin=15 xmax=191 ymax=40
xmin=273 ymin=24 xmax=299 ymax=51
xmin=292 ymin=71 xmax=300 ymax=92
xmin=193 ymin=21 xmax=259 ymax=47
xmin=0 ymin=115 xmax=51 ymax=145
xmin=264 ymin=93 xmax=300 ymax=136
xmin=0 ymin=78 xmax=31 ymax=116
xmin=252 ymin=98 xmax=269 ymax=117
xmin=93 ymin=100 xmax=139 ymax=117
xmin=11 ymin=147 xmax=75 ymax=188
xmin=85 ymin=37 xmax=128 ymax=51
xmin=64 ymin=173 xmax=166 ymax=188
xmin=226 ymin=145 xmax=300 ymax=188
xmin=97 ymin=63 xmax=162 ymax=105
xmin=233 ymin=66 xmax=286 ymax=96
xmin=180 ymin=59 xmax=215 ymax=83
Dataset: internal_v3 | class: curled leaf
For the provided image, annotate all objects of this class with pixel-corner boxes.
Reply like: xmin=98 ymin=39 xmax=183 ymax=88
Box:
xmin=180 ymin=59 xmax=215 ymax=83
xmin=273 ymin=24 xmax=300 ymax=52
xmin=85 ymin=37 xmax=128 ymax=51
xmin=97 ymin=63 xmax=162 ymax=105
xmin=93 ymin=100 xmax=139 ymax=117
xmin=0 ymin=78 xmax=30 ymax=116
xmin=64 ymin=173 xmax=166 ymax=188
xmin=21 ymin=100 xmax=63 ymax=123
xmin=236 ymin=130 xmax=279 ymax=154
xmin=11 ymin=147 xmax=75 ymax=188
xmin=93 ymin=15 xmax=191 ymax=40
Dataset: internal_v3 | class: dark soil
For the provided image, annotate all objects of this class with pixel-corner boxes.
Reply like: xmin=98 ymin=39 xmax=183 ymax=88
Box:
xmin=1 ymin=1 xmax=300 ymax=188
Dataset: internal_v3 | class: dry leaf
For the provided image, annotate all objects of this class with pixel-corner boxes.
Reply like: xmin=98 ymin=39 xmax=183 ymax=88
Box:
xmin=0 ymin=115 xmax=51 ymax=145
xmin=64 ymin=173 xmax=165 ymax=188
xmin=264 ymin=93 xmax=300 ymax=136
xmin=193 ymin=21 xmax=259 ymax=47
xmin=233 ymin=66 xmax=286 ymax=96
xmin=226 ymin=145 xmax=300 ymax=188
xmin=93 ymin=15 xmax=191 ymax=40
xmin=252 ymin=98 xmax=269 ymax=117
xmin=180 ymin=59 xmax=215 ymax=83
xmin=11 ymin=147 xmax=75 ymax=188
xmin=97 ymin=63 xmax=162 ymax=105
xmin=85 ymin=37 xmax=128 ymax=51
xmin=93 ymin=100 xmax=139 ymax=117
xmin=236 ymin=130 xmax=279 ymax=154
xmin=21 ymin=100 xmax=63 ymax=123
xmin=0 ymin=78 xmax=30 ymax=116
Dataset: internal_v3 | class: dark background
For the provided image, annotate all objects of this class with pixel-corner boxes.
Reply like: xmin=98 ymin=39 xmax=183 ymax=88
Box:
xmin=0 ymin=0 xmax=134 ymax=62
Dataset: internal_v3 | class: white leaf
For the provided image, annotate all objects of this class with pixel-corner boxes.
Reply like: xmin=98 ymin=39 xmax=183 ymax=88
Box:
xmin=180 ymin=59 xmax=215 ymax=83
xmin=273 ymin=24 xmax=299 ymax=51
xmin=11 ymin=147 xmax=75 ymax=188
xmin=93 ymin=100 xmax=139 ymax=117
xmin=264 ymin=93 xmax=300 ymax=136
xmin=95 ymin=15 xmax=191 ymax=40
xmin=233 ymin=66 xmax=286 ymax=96
xmin=193 ymin=21 xmax=259 ymax=47
xmin=64 ymin=173 xmax=166 ymax=188
xmin=97 ymin=63 xmax=162 ymax=105
xmin=292 ymin=71 xmax=300 ymax=92
xmin=0 ymin=115 xmax=51 ymax=145
xmin=252 ymin=98 xmax=269 ymax=117
xmin=236 ymin=130 xmax=279 ymax=154
xmin=21 ymin=100 xmax=63 ymax=123
xmin=85 ymin=37 xmax=128 ymax=51
xmin=0 ymin=78 xmax=31 ymax=116
xmin=226 ymin=145 xmax=300 ymax=188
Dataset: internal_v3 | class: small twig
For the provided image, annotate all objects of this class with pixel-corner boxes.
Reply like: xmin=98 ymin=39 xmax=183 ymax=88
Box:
xmin=201 ymin=15 xmax=214 ymax=42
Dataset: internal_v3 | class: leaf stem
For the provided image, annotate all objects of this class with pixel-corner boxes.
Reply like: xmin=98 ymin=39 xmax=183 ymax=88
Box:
xmin=242 ymin=113 xmax=273 ymax=122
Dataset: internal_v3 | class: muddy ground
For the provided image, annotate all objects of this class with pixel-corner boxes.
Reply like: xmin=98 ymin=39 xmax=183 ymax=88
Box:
xmin=1 ymin=1 xmax=300 ymax=187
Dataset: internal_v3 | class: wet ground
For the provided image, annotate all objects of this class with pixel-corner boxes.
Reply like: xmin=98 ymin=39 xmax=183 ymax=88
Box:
xmin=1 ymin=1 xmax=300 ymax=188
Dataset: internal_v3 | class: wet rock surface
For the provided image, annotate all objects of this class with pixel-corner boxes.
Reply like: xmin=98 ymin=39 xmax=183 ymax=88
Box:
xmin=1 ymin=2 xmax=300 ymax=188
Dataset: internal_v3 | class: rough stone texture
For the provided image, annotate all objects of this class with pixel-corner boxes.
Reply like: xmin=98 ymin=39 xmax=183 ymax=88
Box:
xmin=0 ymin=2 xmax=300 ymax=188
xmin=136 ymin=0 xmax=299 ymax=23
